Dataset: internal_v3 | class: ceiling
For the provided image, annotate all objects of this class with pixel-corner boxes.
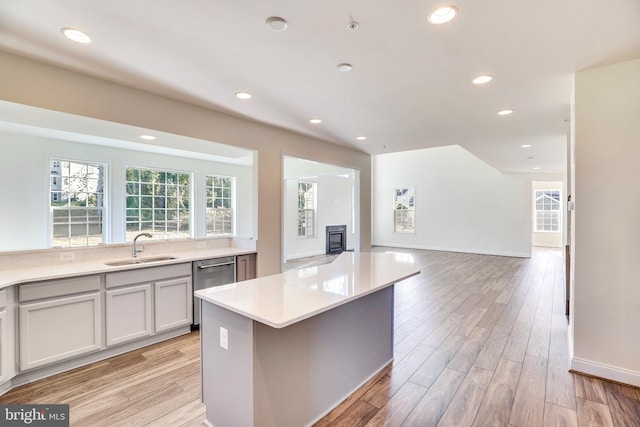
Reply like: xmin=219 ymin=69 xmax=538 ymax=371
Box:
xmin=1 ymin=0 xmax=639 ymax=174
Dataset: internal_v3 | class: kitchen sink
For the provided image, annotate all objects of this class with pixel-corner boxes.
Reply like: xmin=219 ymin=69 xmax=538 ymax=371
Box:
xmin=104 ymin=256 xmax=177 ymax=266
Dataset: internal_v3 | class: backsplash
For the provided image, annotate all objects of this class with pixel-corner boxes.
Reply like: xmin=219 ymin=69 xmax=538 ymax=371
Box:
xmin=0 ymin=237 xmax=255 ymax=271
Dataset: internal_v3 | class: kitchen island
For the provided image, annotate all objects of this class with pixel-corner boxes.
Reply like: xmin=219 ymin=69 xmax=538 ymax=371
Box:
xmin=195 ymin=251 xmax=420 ymax=427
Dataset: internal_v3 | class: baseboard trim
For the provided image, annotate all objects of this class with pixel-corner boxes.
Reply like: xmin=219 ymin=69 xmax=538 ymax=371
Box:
xmin=570 ymin=357 xmax=640 ymax=388
xmin=371 ymin=242 xmax=531 ymax=258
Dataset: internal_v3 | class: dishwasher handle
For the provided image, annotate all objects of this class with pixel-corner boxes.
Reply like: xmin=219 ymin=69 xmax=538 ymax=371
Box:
xmin=198 ymin=261 xmax=236 ymax=270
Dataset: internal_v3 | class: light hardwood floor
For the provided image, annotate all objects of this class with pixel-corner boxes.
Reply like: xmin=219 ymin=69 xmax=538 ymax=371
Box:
xmin=2 ymin=247 xmax=640 ymax=426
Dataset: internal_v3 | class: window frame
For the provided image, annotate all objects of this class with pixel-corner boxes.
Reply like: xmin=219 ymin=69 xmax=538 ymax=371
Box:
xmin=534 ymin=189 xmax=561 ymax=233
xmin=206 ymin=174 xmax=235 ymax=236
xmin=49 ymin=158 xmax=107 ymax=248
xmin=297 ymin=180 xmax=317 ymax=238
xmin=124 ymin=166 xmax=192 ymax=241
xmin=393 ymin=187 xmax=415 ymax=233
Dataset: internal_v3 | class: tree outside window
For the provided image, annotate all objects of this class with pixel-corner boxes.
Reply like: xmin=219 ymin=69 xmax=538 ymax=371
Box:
xmin=125 ymin=167 xmax=191 ymax=240
xmin=206 ymin=175 xmax=234 ymax=236
xmin=297 ymin=181 xmax=316 ymax=237
xmin=50 ymin=159 xmax=105 ymax=247
xmin=394 ymin=188 xmax=415 ymax=233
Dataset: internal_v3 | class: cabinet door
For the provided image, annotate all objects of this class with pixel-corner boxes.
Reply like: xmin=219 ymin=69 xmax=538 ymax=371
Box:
xmin=155 ymin=277 xmax=192 ymax=333
xmin=106 ymin=284 xmax=152 ymax=346
xmin=20 ymin=293 xmax=101 ymax=371
xmin=0 ymin=310 xmax=7 ymax=382
xmin=236 ymin=254 xmax=257 ymax=282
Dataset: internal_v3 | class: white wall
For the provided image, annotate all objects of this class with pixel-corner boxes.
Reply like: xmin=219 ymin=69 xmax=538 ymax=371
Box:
xmin=531 ymin=181 xmax=563 ymax=248
xmin=0 ymin=51 xmax=372 ymax=275
xmin=284 ymin=174 xmax=354 ymax=260
xmin=373 ymin=145 xmax=531 ymax=257
xmin=571 ymin=57 xmax=640 ymax=386
xmin=0 ymin=130 xmax=254 ymax=251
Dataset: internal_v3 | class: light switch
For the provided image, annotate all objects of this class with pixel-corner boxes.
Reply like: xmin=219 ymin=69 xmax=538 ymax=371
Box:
xmin=220 ymin=327 xmax=228 ymax=350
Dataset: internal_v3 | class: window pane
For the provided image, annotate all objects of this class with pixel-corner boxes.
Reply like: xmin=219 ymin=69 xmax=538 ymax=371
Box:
xmin=535 ymin=189 xmax=561 ymax=232
xmin=126 ymin=167 xmax=192 ymax=241
xmin=50 ymin=159 xmax=105 ymax=247
xmin=394 ymin=188 xmax=415 ymax=232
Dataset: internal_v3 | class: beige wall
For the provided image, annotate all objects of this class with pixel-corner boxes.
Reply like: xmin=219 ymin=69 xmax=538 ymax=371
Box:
xmin=572 ymin=57 xmax=640 ymax=386
xmin=0 ymin=51 xmax=372 ymax=276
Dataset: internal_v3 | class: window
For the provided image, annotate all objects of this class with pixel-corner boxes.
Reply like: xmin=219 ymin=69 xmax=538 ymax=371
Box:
xmin=206 ymin=175 xmax=234 ymax=236
xmin=297 ymin=181 xmax=316 ymax=237
xmin=50 ymin=159 xmax=105 ymax=247
xmin=125 ymin=167 xmax=191 ymax=240
xmin=535 ymin=189 xmax=561 ymax=232
xmin=394 ymin=188 xmax=415 ymax=233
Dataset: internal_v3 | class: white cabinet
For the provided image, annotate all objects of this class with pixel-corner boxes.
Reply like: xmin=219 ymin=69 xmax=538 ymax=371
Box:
xmin=106 ymin=284 xmax=152 ymax=346
xmin=19 ymin=292 xmax=101 ymax=371
xmin=155 ymin=277 xmax=192 ymax=333
xmin=0 ymin=289 xmax=10 ymax=383
xmin=105 ymin=263 xmax=192 ymax=344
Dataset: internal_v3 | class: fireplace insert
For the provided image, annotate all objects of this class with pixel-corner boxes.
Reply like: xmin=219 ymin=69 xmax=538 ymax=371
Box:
xmin=326 ymin=225 xmax=347 ymax=254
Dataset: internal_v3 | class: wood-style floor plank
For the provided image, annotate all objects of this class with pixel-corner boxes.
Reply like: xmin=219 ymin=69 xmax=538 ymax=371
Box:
xmin=472 ymin=358 xmax=522 ymax=426
xmin=543 ymin=402 xmax=578 ymax=427
xmin=576 ymin=397 xmax=614 ymax=426
xmin=363 ymin=381 xmax=427 ymax=427
xmin=401 ymin=368 xmax=466 ymax=427
xmin=509 ymin=354 xmax=548 ymax=426
xmin=437 ymin=365 xmax=494 ymax=426
xmin=3 ymin=247 xmax=640 ymax=427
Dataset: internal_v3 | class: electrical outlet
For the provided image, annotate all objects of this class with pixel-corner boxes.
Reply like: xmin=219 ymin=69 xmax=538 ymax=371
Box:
xmin=60 ymin=252 xmax=76 ymax=261
xmin=220 ymin=327 xmax=228 ymax=350
xmin=197 ymin=241 xmax=206 ymax=249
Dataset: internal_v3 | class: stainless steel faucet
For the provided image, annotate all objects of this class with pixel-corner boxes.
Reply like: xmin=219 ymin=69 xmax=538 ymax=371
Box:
xmin=132 ymin=233 xmax=153 ymax=257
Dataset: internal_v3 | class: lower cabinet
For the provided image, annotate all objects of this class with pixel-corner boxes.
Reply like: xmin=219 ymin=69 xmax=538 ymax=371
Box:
xmin=0 ymin=289 xmax=9 ymax=383
xmin=236 ymin=253 xmax=257 ymax=281
xmin=19 ymin=292 xmax=101 ymax=371
xmin=155 ymin=278 xmax=192 ymax=333
xmin=105 ymin=284 xmax=152 ymax=346
xmin=12 ymin=263 xmax=192 ymax=377
xmin=0 ymin=309 xmax=8 ymax=383
xmin=105 ymin=263 xmax=192 ymax=347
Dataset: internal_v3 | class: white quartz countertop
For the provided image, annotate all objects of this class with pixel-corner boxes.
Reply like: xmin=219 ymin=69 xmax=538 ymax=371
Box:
xmin=195 ymin=251 xmax=420 ymax=328
xmin=0 ymin=247 xmax=255 ymax=289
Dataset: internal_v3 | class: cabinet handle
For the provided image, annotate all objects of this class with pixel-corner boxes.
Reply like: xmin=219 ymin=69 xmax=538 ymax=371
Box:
xmin=198 ymin=261 xmax=235 ymax=269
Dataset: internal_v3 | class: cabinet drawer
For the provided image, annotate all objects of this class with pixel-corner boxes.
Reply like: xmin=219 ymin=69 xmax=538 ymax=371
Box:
xmin=19 ymin=275 xmax=101 ymax=303
xmin=106 ymin=263 xmax=191 ymax=288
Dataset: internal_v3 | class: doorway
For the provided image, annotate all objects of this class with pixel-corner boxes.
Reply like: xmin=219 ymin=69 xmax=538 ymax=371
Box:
xmin=282 ymin=156 xmax=359 ymax=263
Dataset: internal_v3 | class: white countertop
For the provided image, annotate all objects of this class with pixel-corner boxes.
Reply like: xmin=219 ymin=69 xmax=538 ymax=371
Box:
xmin=195 ymin=251 xmax=420 ymax=328
xmin=0 ymin=247 xmax=255 ymax=289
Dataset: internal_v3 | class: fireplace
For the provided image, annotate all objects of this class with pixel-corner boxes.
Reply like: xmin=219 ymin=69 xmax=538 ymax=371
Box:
xmin=326 ymin=225 xmax=347 ymax=254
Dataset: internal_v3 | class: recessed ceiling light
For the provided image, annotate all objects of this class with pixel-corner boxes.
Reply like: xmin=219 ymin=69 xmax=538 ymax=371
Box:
xmin=266 ymin=16 xmax=288 ymax=31
xmin=521 ymin=144 xmax=531 ymax=148
xmin=139 ymin=135 xmax=156 ymax=140
xmin=309 ymin=118 xmax=322 ymax=124
xmin=533 ymin=167 xmax=541 ymax=170
xmin=61 ymin=27 xmax=91 ymax=44
xmin=337 ymin=63 xmax=353 ymax=72
xmin=235 ymin=92 xmax=252 ymax=100
xmin=498 ymin=109 xmax=514 ymax=116
xmin=428 ymin=6 xmax=458 ymax=24
xmin=472 ymin=75 xmax=493 ymax=85
xmin=356 ymin=136 xmax=367 ymax=141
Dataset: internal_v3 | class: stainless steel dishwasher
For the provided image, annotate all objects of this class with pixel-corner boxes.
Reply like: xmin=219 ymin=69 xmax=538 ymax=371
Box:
xmin=192 ymin=256 xmax=236 ymax=327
